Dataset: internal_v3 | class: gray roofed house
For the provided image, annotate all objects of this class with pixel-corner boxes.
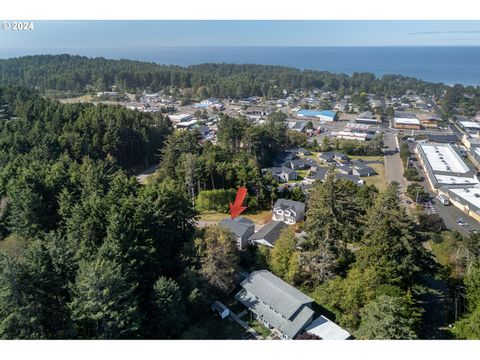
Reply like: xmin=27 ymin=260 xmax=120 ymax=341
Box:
xmin=297 ymin=148 xmax=311 ymax=156
xmin=335 ymin=173 xmax=364 ymax=185
xmin=273 ymin=199 xmax=306 ymax=224
xmin=304 ymin=315 xmax=351 ymax=340
xmin=263 ymin=167 xmax=298 ymax=183
xmin=249 ymin=221 xmax=286 ymax=247
xmin=235 ymin=270 xmax=315 ymax=339
xmin=219 ymin=217 xmax=255 ymax=250
xmin=336 ymin=165 xmax=352 ymax=175
xmin=282 ymin=158 xmax=315 ymax=170
xmin=318 ymin=151 xmax=349 ymax=163
xmin=351 ymin=164 xmax=376 ymax=177
xmin=305 ymin=167 xmax=329 ymax=183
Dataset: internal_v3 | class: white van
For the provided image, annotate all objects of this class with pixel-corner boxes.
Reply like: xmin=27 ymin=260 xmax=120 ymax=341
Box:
xmin=437 ymin=194 xmax=450 ymax=206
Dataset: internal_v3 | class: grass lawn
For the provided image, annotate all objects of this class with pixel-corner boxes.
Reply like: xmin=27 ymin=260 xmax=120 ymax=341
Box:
xmin=58 ymin=94 xmax=94 ymax=103
xmin=247 ymin=319 xmax=271 ymax=338
xmin=199 ymin=210 xmax=272 ymax=224
xmin=362 ymin=162 xmax=387 ymax=191
xmin=203 ymin=316 xmax=249 ymax=340
xmin=348 ymin=154 xmax=384 ymax=162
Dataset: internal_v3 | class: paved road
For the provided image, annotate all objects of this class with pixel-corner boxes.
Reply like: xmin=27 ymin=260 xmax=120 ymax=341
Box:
xmin=383 ymin=130 xmax=411 ymax=203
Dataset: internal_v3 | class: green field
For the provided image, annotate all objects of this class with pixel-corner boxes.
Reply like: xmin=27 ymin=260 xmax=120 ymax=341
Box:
xmin=199 ymin=210 xmax=272 ymax=224
xmin=362 ymin=162 xmax=387 ymax=191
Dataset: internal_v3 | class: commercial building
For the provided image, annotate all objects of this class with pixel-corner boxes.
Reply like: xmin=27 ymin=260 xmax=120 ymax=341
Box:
xmin=415 ymin=142 xmax=479 ymax=190
xmin=459 ymin=121 xmax=480 ymax=133
xmin=169 ymin=113 xmax=194 ymax=123
xmin=296 ymin=109 xmax=337 ymax=122
xmin=333 ymin=123 xmax=378 ymax=141
xmin=416 ymin=142 xmax=480 ymax=224
xmin=441 ymin=186 xmax=480 ymax=223
xmin=355 ymin=111 xmax=381 ymax=125
xmin=418 ymin=114 xmax=442 ymax=129
xmin=393 ymin=117 xmax=421 ymax=130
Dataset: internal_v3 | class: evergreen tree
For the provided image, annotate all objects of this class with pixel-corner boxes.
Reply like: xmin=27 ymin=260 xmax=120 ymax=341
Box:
xmin=356 ymin=295 xmax=418 ymax=340
xmin=149 ymin=276 xmax=186 ymax=338
xmin=68 ymin=251 xmax=140 ymax=339
xmin=195 ymin=226 xmax=240 ymax=295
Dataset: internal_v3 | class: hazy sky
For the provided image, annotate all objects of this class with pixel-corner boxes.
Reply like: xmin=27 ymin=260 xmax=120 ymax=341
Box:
xmin=2 ymin=20 xmax=480 ymax=51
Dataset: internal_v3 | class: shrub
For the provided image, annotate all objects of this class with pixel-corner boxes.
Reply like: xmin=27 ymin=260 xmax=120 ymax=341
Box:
xmin=196 ymin=189 xmax=238 ymax=213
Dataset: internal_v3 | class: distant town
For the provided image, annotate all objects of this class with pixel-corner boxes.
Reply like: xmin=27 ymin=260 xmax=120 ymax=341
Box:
xmin=1 ymin=55 xmax=480 ymax=341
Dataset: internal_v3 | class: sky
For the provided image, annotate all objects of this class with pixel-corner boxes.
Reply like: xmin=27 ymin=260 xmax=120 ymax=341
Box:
xmin=2 ymin=20 xmax=480 ymax=54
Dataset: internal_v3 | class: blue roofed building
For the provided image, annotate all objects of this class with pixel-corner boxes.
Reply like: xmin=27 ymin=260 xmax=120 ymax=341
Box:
xmin=297 ymin=109 xmax=338 ymax=122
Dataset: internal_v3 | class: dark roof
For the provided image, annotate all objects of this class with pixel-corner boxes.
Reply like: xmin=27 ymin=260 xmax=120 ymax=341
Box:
xmin=249 ymin=221 xmax=286 ymax=246
xmin=219 ymin=217 xmax=255 ymax=238
xmin=335 ymin=174 xmax=362 ymax=183
xmin=307 ymin=167 xmax=329 ymax=180
xmin=273 ymin=199 xmax=306 ymax=214
xmin=353 ymin=166 xmax=376 ymax=176
xmin=356 ymin=111 xmax=374 ymax=119
xmin=426 ymin=134 xmax=459 ymax=143
xmin=297 ymin=148 xmax=311 ymax=155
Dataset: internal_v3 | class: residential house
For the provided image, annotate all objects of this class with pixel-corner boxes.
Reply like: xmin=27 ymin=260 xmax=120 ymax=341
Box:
xmin=304 ymin=315 xmax=351 ymax=340
xmin=297 ymin=148 xmax=311 ymax=156
xmin=249 ymin=221 xmax=287 ymax=247
xmin=272 ymin=199 xmax=306 ymax=225
xmin=263 ymin=167 xmax=298 ymax=183
xmin=288 ymin=121 xmax=308 ymax=132
xmin=282 ymin=158 xmax=314 ymax=171
xmin=318 ymin=151 xmax=349 ymax=164
xmin=219 ymin=217 xmax=255 ymax=250
xmin=235 ymin=270 xmax=315 ymax=340
xmin=304 ymin=167 xmax=329 ymax=184
xmin=350 ymin=161 xmax=377 ymax=177
xmin=335 ymin=173 xmax=364 ymax=185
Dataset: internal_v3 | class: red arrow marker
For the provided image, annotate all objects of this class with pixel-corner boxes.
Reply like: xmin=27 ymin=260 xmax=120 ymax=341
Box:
xmin=229 ymin=187 xmax=248 ymax=219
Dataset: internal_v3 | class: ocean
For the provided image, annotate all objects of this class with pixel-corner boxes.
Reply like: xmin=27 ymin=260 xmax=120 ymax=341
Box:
xmin=2 ymin=46 xmax=480 ymax=86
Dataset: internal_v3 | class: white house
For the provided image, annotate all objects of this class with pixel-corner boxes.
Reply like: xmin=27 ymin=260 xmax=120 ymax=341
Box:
xmin=272 ymin=199 xmax=306 ymax=225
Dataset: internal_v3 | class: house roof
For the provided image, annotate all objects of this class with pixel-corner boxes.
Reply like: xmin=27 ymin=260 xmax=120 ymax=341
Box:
xmin=219 ymin=217 xmax=255 ymax=238
xmin=335 ymin=173 xmax=362 ymax=183
xmin=356 ymin=111 xmax=374 ymax=120
xmin=297 ymin=148 xmax=311 ymax=155
xmin=240 ymin=270 xmax=313 ymax=319
xmin=273 ymin=199 xmax=306 ymax=214
xmin=249 ymin=221 xmax=286 ymax=246
xmin=236 ymin=286 xmax=314 ymax=339
xmin=304 ymin=315 xmax=351 ymax=340
xmin=307 ymin=167 xmax=329 ymax=181
xmin=237 ymin=270 xmax=315 ymax=338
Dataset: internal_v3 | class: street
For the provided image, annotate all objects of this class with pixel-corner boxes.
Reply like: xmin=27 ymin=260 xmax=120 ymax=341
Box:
xmin=382 ymin=128 xmax=412 ymax=206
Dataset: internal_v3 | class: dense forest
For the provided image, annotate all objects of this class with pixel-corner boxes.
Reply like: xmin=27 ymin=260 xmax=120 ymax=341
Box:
xmin=0 ymin=54 xmax=450 ymax=98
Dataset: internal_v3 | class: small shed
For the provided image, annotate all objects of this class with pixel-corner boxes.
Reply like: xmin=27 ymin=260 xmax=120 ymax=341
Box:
xmin=211 ymin=301 xmax=230 ymax=320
